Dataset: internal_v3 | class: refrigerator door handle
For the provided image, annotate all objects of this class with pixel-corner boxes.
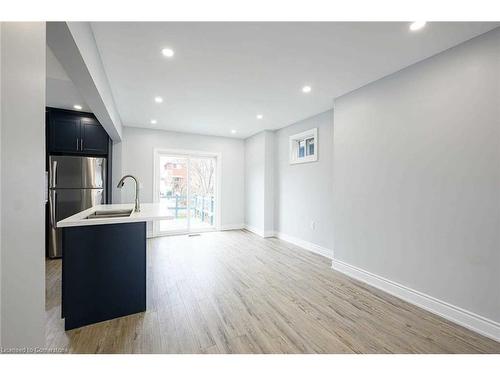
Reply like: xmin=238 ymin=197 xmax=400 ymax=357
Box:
xmin=51 ymin=160 xmax=58 ymax=188
xmin=45 ymin=171 xmax=49 ymax=203
xmin=49 ymin=190 xmax=57 ymax=228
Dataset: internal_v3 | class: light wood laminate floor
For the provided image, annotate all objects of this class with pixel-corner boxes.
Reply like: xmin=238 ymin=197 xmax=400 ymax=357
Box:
xmin=45 ymin=230 xmax=500 ymax=353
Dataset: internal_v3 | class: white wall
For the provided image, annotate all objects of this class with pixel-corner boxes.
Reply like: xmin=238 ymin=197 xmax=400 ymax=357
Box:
xmin=114 ymin=127 xmax=245 ymax=230
xmin=273 ymin=110 xmax=334 ymax=257
xmin=245 ymin=132 xmax=265 ymax=234
xmin=111 ymin=140 xmax=123 ymax=204
xmin=0 ymin=22 xmax=2 ymax=342
xmin=244 ymin=131 xmax=274 ymax=237
xmin=263 ymin=131 xmax=275 ymax=234
xmin=47 ymin=22 xmax=123 ymax=142
xmin=333 ymin=28 xmax=500 ymax=324
xmin=46 ymin=45 xmax=90 ymax=113
xmin=1 ymin=22 xmax=46 ymax=348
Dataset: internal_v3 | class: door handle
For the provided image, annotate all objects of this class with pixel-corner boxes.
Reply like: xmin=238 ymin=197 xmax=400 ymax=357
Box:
xmin=49 ymin=190 xmax=57 ymax=228
xmin=45 ymin=171 xmax=49 ymax=203
xmin=51 ymin=160 xmax=58 ymax=188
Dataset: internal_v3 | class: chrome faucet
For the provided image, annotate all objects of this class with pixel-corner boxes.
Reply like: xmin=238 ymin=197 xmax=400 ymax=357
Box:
xmin=117 ymin=175 xmax=141 ymax=212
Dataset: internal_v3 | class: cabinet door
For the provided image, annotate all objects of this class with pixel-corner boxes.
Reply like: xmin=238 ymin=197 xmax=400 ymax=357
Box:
xmin=49 ymin=112 xmax=80 ymax=153
xmin=80 ymin=117 xmax=109 ymax=155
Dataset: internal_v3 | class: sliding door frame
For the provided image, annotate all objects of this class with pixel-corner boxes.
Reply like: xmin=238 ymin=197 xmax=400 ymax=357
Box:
xmin=152 ymin=148 xmax=222 ymax=237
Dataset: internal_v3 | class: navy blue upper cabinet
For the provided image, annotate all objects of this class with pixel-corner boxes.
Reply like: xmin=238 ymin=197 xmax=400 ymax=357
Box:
xmin=48 ymin=108 xmax=109 ymax=155
xmin=80 ymin=117 xmax=109 ymax=154
xmin=49 ymin=111 xmax=81 ymax=153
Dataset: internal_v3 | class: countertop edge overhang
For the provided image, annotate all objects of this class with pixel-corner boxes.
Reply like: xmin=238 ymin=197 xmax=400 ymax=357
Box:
xmin=57 ymin=203 xmax=173 ymax=228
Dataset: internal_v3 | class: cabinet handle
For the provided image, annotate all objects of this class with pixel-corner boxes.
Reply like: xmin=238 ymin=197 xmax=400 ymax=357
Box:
xmin=80 ymin=138 xmax=83 ymax=150
xmin=76 ymin=138 xmax=79 ymax=150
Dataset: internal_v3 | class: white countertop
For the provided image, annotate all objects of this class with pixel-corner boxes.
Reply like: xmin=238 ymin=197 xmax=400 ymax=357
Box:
xmin=57 ymin=203 xmax=173 ymax=228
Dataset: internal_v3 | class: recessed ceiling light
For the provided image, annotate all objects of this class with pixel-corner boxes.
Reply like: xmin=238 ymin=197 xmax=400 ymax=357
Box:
xmin=231 ymin=130 xmax=237 ymax=134
xmin=256 ymin=114 xmax=263 ymax=120
xmin=154 ymin=96 xmax=163 ymax=103
xmin=302 ymin=85 xmax=312 ymax=93
xmin=409 ymin=21 xmax=427 ymax=31
xmin=150 ymin=119 xmax=157 ymax=125
xmin=73 ymin=104 xmax=82 ymax=110
xmin=161 ymin=48 xmax=175 ymax=58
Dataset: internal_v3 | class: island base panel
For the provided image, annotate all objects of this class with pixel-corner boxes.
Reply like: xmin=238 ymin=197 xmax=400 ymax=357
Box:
xmin=62 ymin=222 xmax=146 ymax=330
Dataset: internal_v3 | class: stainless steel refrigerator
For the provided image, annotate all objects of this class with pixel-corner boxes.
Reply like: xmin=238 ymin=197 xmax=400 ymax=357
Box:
xmin=48 ymin=155 xmax=107 ymax=258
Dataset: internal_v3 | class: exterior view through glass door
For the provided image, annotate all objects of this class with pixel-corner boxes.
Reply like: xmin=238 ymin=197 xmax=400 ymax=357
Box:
xmin=156 ymin=152 xmax=217 ymax=235
xmin=188 ymin=157 xmax=216 ymax=231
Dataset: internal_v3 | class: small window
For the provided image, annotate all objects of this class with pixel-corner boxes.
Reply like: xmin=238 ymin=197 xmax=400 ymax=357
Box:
xmin=298 ymin=140 xmax=306 ymax=158
xmin=306 ymin=138 xmax=315 ymax=156
xmin=289 ymin=128 xmax=318 ymax=164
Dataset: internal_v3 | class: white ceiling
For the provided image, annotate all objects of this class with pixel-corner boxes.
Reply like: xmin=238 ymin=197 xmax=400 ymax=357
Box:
xmin=77 ymin=22 xmax=498 ymax=138
xmin=46 ymin=46 xmax=91 ymax=112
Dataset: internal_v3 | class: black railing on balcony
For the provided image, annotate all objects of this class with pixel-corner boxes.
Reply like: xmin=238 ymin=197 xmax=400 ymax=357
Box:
xmin=160 ymin=194 xmax=215 ymax=225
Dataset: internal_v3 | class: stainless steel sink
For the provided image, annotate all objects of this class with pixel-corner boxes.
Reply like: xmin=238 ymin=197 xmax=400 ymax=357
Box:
xmin=86 ymin=209 xmax=133 ymax=219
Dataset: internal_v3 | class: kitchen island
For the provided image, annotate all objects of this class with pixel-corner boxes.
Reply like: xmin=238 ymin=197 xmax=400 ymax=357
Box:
xmin=57 ymin=203 xmax=172 ymax=330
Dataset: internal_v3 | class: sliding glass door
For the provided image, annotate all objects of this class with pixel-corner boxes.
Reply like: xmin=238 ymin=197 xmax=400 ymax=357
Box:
xmin=188 ymin=156 xmax=216 ymax=231
xmin=154 ymin=151 xmax=218 ymax=236
xmin=158 ymin=155 xmax=189 ymax=233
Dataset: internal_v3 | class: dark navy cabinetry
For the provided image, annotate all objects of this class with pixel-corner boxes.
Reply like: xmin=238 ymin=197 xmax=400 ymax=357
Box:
xmin=47 ymin=108 xmax=109 ymax=155
xmin=62 ymin=222 xmax=147 ymax=330
xmin=45 ymin=107 xmax=113 ymax=259
xmin=80 ymin=117 xmax=109 ymax=154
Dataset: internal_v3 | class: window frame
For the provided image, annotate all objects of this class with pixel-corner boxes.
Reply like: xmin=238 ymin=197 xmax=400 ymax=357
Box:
xmin=289 ymin=128 xmax=318 ymax=165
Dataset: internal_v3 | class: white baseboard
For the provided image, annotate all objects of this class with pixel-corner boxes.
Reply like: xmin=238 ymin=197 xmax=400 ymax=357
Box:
xmin=244 ymin=224 xmax=265 ymax=237
xmin=275 ymin=231 xmax=333 ymax=259
xmin=331 ymin=258 xmax=500 ymax=343
xmin=244 ymin=227 xmax=333 ymax=259
xmin=220 ymin=223 xmax=245 ymax=231
xmin=147 ymin=224 xmax=243 ymax=238
xmin=244 ymin=224 xmax=262 ymax=236
xmin=263 ymin=230 xmax=275 ymax=238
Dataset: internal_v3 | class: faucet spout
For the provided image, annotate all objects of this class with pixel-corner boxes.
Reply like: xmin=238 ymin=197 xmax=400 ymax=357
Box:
xmin=116 ymin=175 xmax=141 ymax=212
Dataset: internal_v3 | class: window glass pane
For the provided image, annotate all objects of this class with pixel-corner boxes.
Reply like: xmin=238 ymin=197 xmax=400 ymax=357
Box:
xmin=159 ymin=156 xmax=188 ymax=232
xmin=298 ymin=140 xmax=306 ymax=158
xmin=157 ymin=154 xmax=217 ymax=234
xmin=189 ymin=157 xmax=216 ymax=230
xmin=306 ymin=138 xmax=315 ymax=156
